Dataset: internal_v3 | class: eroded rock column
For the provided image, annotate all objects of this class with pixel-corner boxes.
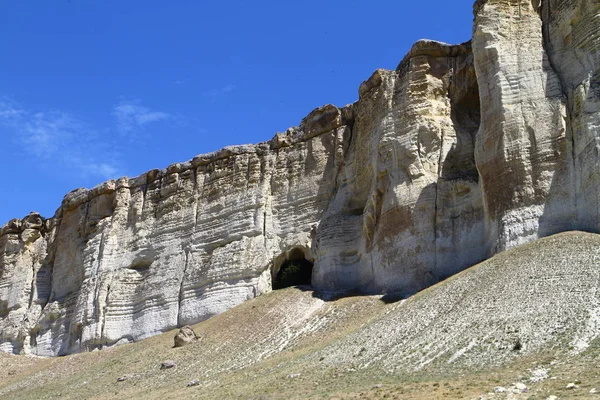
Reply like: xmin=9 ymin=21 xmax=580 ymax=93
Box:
xmin=473 ymin=0 xmax=575 ymax=253
xmin=542 ymin=0 xmax=600 ymax=231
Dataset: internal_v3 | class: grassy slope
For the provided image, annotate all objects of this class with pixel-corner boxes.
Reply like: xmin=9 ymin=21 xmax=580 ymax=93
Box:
xmin=2 ymin=231 xmax=600 ymax=399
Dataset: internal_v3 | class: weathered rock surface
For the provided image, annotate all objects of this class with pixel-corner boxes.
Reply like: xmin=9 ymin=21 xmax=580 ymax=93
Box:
xmin=174 ymin=325 xmax=197 ymax=348
xmin=3 ymin=232 xmax=600 ymax=400
xmin=1 ymin=0 xmax=600 ymax=356
xmin=473 ymin=0 xmax=575 ymax=252
xmin=313 ymin=40 xmax=485 ymax=294
xmin=0 ymin=105 xmax=349 ymax=356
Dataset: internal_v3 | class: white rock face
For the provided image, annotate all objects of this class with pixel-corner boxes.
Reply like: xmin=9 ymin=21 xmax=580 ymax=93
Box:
xmin=542 ymin=0 xmax=600 ymax=230
xmin=473 ymin=0 xmax=575 ymax=253
xmin=0 ymin=105 xmax=351 ymax=356
xmin=313 ymin=41 xmax=485 ymax=295
xmin=2 ymin=0 xmax=600 ymax=356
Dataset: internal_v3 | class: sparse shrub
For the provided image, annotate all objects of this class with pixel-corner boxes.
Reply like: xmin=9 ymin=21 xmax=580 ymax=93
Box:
xmin=273 ymin=258 xmax=313 ymax=289
xmin=513 ymin=338 xmax=522 ymax=351
xmin=0 ymin=300 xmax=8 ymax=318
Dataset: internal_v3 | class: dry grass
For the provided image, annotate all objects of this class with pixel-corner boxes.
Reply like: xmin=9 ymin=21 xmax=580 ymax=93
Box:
xmin=2 ymin=231 xmax=600 ymax=399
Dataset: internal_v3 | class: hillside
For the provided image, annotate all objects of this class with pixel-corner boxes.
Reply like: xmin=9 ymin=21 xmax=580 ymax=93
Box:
xmin=3 ymin=0 xmax=600 ymax=355
xmin=2 ymin=231 xmax=600 ymax=399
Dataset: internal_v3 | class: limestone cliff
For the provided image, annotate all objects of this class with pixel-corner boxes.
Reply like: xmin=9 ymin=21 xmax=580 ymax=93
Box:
xmin=313 ymin=41 xmax=485 ymax=295
xmin=1 ymin=0 xmax=600 ymax=356
xmin=0 ymin=108 xmax=351 ymax=356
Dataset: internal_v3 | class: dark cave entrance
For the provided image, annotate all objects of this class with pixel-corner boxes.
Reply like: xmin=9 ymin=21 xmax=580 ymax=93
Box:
xmin=272 ymin=247 xmax=314 ymax=290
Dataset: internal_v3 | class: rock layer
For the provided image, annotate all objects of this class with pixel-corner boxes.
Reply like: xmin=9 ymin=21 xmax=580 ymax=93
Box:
xmin=0 ymin=108 xmax=351 ymax=356
xmin=2 ymin=0 xmax=600 ymax=356
xmin=313 ymin=41 xmax=485 ymax=294
xmin=473 ymin=0 xmax=574 ymax=253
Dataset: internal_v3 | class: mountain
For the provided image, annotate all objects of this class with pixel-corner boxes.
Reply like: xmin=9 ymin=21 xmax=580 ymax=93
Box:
xmin=2 ymin=0 xmax=600 ymax=357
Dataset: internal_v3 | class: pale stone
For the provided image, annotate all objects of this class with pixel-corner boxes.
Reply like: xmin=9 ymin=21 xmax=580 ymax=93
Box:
xmin=566 ymin=383 xmax=578 ymax=390
xmin=174 ymin=325 xmax=197 ymax=348
xmin=0 ymin=106 xmax=349 ymax=356
xmin=313 ymin=40 xmax=485 ymax=295
xmin=160 ymin=360 xmax=176 ymax=370
xmin=2 ymin=0 xmax=600 ymax=357
xmin=514 ymin=382 xmax=528 ymax=392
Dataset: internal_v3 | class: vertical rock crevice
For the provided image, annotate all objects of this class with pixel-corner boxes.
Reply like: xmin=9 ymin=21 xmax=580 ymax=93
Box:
xmin=176 ymin=249 xmax=190 ymax=327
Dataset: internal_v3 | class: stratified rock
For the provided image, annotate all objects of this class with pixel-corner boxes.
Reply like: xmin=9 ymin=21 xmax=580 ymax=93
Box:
xmin=2 ymin=0 xmax=600 ymax=357
xmin=174 ymin=325 xmax=197 ymax=348
xmin=0 ymin=109 xmax=348 ymax=356
xmin=541 ymin=0 xmax=600 ymax=231
xmin=472 ymin=0 xmax=575 ymax=253
xmin=313 ymin=40 xmax=485 ymax=295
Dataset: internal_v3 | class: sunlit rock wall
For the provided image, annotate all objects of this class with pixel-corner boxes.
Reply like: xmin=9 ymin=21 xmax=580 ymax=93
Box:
xmin=0 ymin=105 xmax=351 ymax=356
xmin=313 ymin=41 xmax=485 ymax=295
xmin=2 ymin=0 xmax=600 ymax=356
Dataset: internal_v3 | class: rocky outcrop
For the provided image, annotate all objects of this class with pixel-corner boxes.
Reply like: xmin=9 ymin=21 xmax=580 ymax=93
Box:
xmin=2 ymin=0 xmax=600 ymax=356
xmin=173 ymin=325 xmax=198 ymax=348
xmin=0 ymin=107 xmax=351 ymax=356
xmin=473 ymin=0 xmax=576 ymax=253
xmin=541 ymin=0 xmax=600 ymax=230
xmin=313 ymin=41 xmax=485 ymax=294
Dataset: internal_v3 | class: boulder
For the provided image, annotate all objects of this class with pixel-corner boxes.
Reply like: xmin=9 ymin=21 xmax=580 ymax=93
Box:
xmin=174 ymin=325 xmax=198 ymax=348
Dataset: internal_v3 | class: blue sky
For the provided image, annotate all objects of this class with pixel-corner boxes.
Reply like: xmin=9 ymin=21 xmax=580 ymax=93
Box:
xmin=0 ymin=1 xmax=474 ymax=224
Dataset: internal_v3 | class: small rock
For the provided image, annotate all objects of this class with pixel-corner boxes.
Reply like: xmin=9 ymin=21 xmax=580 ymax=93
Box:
xmin=494 ymin=386 xmax=506 ymax=393
xmin=590 ymin=388 xmax=597 ymax=394
xmin=514 ymin=382 xmax=528 ymax=392
xmin=160 ymin=360 xmax=176 ymax=370
xmin=187 ymin=380 xmax=200 ymax=387
xmin=174 ymin=325 xmax=198 ymax=348
xmin=529 ymin=368 xmax=550 ymax=382
xmin=566 ymin=382 xmax=578 ymax=390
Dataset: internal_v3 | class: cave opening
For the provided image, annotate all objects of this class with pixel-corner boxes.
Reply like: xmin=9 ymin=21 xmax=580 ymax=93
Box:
xmin=272 ymin=247 xmax=314 ymax=290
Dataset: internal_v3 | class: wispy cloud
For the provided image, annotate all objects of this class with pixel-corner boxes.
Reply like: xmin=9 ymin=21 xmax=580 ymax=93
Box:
xmin=0 ymin=97 xmax=122 ymax=181
xmin=113 ymin=100 xmax=171 ymax=135
xmin=173 ymin=78 xmax=191 ymax=86
xmin=203 ymin=84 xmax=236 ymax=101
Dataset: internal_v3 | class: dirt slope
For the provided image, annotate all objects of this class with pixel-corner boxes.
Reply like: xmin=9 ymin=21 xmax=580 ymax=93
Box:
xmin=2 ymin=231 xmax=600 ymax=399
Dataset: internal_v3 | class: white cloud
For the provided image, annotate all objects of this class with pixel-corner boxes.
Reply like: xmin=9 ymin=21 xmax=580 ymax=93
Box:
xmin=113 ymin=100 xmax=171 ymax=135
xmin=83 ymin=162 xmax=120 ymax=180
xmin=0 ymin=98 xmax=25 ymax=121
xmin=173 ymin=79 xmax=190 ymax=86
xmin=0 ymin=98 xmax=122 ymax=181
xmin=203 ymin=84 xmax=236 ymax=100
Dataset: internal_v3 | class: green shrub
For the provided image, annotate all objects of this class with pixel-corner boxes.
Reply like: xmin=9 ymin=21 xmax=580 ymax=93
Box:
xmin=273 ymin=259 xmax=313 ymax=289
